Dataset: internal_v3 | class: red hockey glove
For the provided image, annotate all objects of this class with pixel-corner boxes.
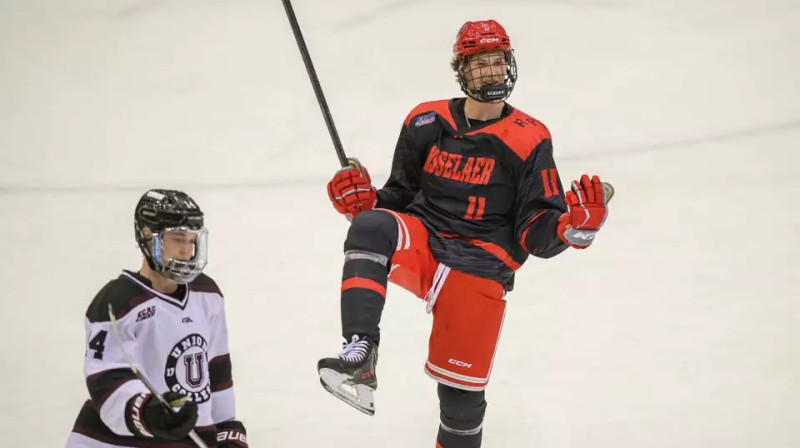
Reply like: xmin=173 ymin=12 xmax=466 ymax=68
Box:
xmin=327 ymin=159 xmax=377 ymax=218
xmin=557 ymin=174 xmax=609 ymax=249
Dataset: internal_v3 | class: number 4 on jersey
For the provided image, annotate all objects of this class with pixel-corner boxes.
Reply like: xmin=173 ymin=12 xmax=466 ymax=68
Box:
xmin=88 ymin=330 xmax=108 ymax=360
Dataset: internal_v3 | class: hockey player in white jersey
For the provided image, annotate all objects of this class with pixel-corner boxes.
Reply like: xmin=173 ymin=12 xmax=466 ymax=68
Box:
xmin=66 ymin=189 xmax=248 ymax=448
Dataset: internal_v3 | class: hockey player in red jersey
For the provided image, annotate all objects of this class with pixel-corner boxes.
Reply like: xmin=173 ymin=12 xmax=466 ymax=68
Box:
xmin=66 ymin=189 xmax=247 ymax=448
xmin=317 ymin=19 xmax=611 ymax=448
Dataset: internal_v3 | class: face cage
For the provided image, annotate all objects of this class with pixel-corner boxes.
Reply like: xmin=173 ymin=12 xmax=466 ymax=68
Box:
xmin=457 ymin=50 xmax=518 ymax=103
xmin=147 ymin=226 xmax=209 ymax=284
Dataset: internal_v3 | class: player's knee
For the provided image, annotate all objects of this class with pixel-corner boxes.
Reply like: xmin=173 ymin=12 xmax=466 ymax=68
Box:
xmin=345 ymin=209 xmax=399 ymax=257
xmin=438 ymin=384 xmax=487 ymax=433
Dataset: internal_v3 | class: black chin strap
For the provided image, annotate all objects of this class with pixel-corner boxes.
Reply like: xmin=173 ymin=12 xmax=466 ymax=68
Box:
xmin=471 ymin=83 xmax=509 ymax=102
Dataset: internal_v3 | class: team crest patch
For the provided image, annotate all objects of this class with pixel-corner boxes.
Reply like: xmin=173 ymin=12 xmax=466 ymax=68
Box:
xmin=414 ymin=112 xmax=436 ymax=127
xmin=165 ymin=333 xmax=211 ymax=403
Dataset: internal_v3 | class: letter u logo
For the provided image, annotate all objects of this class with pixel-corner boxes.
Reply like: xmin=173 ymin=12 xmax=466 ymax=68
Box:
xmin=183 ymin=353 xmax=205 ymax=388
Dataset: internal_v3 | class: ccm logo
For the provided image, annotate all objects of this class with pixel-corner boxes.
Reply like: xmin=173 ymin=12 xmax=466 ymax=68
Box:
xmin=449 ymin=359 xmax=472 ymax=368
xmin=572 ymin=231 xmax=595 ymax=240
xmin=480 ymin=37 xmax=500 ymax=43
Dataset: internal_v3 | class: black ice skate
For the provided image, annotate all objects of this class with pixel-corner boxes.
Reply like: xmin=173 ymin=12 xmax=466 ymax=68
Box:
xmin=317 ymin=335 xmax=378 ymax=416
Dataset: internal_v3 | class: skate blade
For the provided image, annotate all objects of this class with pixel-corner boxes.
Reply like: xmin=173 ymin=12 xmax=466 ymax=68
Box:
xmin=319 ymin=368 xmax=375 ymax=416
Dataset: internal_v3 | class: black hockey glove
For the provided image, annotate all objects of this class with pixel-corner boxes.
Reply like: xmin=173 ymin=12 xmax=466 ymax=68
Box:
xmin=125 ymin=391 xmax=198 ymax=440
xmin=216 ymin=420 xmax=248 ymax=448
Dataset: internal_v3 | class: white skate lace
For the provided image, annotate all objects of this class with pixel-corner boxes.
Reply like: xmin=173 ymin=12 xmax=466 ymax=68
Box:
xmin=338 ymin=335 xmax=370 ymax=363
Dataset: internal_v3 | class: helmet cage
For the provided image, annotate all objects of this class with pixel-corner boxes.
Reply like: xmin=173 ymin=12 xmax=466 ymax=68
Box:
xmin=456 ymin=49 xmax=517 ymax=102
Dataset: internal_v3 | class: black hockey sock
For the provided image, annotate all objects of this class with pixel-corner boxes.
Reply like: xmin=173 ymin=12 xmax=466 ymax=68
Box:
xmin=437 ymin=385 xmax=486 ymax=448
xmin=340 ymin=210 xmax=398 ymax=346
xmin=341 ymin=257 xmax=388 ymax=344
xmin=437 ymin=426 xmax=483 ymax=448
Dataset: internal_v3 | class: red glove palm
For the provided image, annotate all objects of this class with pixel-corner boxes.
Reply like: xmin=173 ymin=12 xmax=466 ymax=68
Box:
xmin=327 ymin=160 xmax=377 ymax=218
xmin=558 ymin=174 xmax=609 ymax=248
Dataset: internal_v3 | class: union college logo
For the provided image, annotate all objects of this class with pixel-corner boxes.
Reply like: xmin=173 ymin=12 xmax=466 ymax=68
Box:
xmin=165 ymin=333 xmax=211 ymax=403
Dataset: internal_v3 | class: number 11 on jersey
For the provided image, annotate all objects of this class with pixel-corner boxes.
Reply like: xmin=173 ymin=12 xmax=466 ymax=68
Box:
xmin=465 ymin=196 xmax=486 ymax=220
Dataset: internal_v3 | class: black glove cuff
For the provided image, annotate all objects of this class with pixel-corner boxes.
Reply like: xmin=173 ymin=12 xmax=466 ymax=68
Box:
xmin=217 ymin=420 xmax=248 ymax=447
xmin=124 ymin=392 xmax=155 ymax=438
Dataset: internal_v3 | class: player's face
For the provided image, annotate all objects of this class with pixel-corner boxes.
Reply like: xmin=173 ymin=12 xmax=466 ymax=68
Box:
xmin=160 ymin=229 xmax=198 ymax=261
xmin=465 ymin=51 xmax=507 ymax=89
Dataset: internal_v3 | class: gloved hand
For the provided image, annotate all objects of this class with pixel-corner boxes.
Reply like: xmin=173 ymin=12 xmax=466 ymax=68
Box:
xmin=327 ymin=158 xmax=377 ymax=218
xmin=216 ymin=420 xmax=248 ymax=448
xmin=557 ymin=174 xmax=609 ymax=249
xmin=125 ymin=391 xmax=198 ymax=441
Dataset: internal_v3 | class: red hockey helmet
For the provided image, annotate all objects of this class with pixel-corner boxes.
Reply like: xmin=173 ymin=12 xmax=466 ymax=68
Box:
xmin=452 ymin=20 xmax=517 ymax=103
xmin=453 ymin=20 xmax=512 ymax=57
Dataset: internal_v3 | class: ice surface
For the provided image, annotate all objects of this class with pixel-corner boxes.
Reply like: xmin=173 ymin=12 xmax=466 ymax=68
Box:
xmin=0 ymin=0 xmax=798 ymax=446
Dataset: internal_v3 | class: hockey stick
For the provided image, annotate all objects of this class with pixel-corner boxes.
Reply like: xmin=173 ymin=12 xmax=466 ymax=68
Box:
xmin=281 ymin=0 xmax=350 ymax=168
xmin=107 ymin=304 xmax=209 ymax=448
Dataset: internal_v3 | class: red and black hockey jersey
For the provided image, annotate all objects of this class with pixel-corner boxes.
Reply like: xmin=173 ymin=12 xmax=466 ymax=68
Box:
xmin=376 ymin=97 xmax=568 ymax=289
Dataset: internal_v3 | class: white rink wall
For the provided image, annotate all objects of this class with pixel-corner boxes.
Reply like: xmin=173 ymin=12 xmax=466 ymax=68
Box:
xmin=0 ymin=1 xmax=798 ymax=447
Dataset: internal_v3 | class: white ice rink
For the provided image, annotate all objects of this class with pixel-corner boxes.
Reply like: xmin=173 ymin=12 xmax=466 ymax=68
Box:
xmin=1 ymin=0 xmax=798 ymax=446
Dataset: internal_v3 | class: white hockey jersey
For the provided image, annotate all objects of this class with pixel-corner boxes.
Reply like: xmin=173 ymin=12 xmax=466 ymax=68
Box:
xmin=66 ymin=271 xmax=244 ymax=448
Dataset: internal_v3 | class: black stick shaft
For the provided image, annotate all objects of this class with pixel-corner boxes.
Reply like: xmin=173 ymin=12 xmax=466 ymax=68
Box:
xmin=281 ymin=0 xmax=348 ymax=167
